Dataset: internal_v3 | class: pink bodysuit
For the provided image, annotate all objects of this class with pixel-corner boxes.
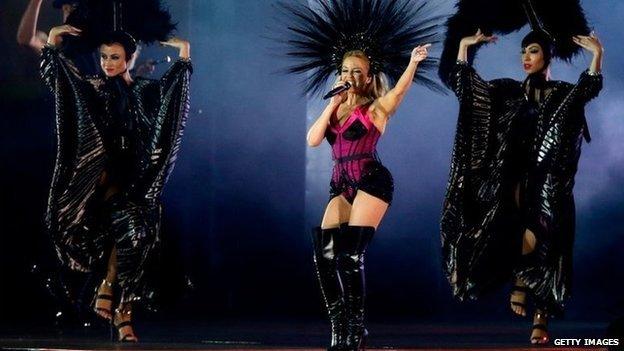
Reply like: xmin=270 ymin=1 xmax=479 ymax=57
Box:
xmin=324 ymin=104 xmax=394 ymax=204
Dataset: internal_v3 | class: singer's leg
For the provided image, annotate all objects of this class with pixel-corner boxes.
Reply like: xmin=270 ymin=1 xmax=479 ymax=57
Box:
xmin=317 ymin=195 xmax=352 ymax=349
xmin=348 ymin=190 xmax=388 ymax=229
xmin=322 ymin=195 xmax=352 ymax=229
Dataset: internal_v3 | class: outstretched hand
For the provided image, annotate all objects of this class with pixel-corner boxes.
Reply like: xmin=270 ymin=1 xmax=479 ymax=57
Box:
xmin=411 ymin=44 xmax=431 ymax=63
xmin=573 ymin=32 xmax=603 ymax=55
xmin=160 ymin=37 xmax=190 ymax=59
xmin=160 ymin=37 xmax=189 ymax=49
xmin=47 ymin=25 xmax=81 ymax=45
xmin=460 ymin=29 xmax=497 ymax=47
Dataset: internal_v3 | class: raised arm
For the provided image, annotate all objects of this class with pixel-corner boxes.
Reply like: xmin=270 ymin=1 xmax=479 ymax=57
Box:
xmin=572 ymin=32 xmax=604 ymax=103
xmin=46 ymin=24 xmax=82 ymax=46
xmin=41 ymin=25 xmax=84 ymax=89
xmin=573 ymin=32 xmax=603 ymax=75
xmin=457 ymin=29 xmax=497 ymax=62
xmin=160 ymin=37 xmax=190 ymax=60
xmin=371 ymin=44 xmax=430 ymax=123
xmin=17 ymin=0 xmax=46 ymax=53
xmin=159 ymin=37 xmax=193 ymax=96
xmin=138 ymin=39 xmax=193 ymax=199
xmin=447 ymin=29 xmax=497 ymax=97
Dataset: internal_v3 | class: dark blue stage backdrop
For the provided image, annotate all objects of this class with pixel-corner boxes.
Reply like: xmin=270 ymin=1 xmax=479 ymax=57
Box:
xmin=0 ymin=0 xmax=622 ymax=330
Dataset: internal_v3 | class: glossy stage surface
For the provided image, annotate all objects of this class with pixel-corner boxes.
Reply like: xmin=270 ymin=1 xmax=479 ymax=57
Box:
xmin=0 ymin=320 xmax=612 ymax=350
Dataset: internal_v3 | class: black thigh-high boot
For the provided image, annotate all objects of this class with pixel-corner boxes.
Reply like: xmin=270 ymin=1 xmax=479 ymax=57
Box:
xmin=312 ymin=227 xmax=346 ymax=350
xmin=336 ymin=225 xmax=375 ymax=350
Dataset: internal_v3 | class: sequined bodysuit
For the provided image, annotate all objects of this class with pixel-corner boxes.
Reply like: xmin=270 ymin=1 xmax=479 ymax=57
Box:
xmin=325 ymin=104 xmax=394 ymax=204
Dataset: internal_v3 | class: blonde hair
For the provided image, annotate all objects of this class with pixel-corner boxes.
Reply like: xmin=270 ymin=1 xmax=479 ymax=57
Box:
xmin=341 ymin=50 xmax=389 ymax=99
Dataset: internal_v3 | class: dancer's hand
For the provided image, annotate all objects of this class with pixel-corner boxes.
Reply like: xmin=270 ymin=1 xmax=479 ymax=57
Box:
xmin=161 ymin=37 xmax=190 ymax=59
xmin=574 ymin=32 xmax=603 ymax=74
xmin=411 ymin=44 xmax=431 ymax=63
xmin=460 ymin=29 xmax=497 ymax=47
xmin=160 ymin=37 xmax=189 ymax=50
xmin=573 ymin=32 xmax=603 ymax=55
xmin=47 ymin=24 xmax=81 ymax=46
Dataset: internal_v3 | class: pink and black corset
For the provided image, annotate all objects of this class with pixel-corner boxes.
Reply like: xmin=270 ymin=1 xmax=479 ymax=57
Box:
xmin=325 ymin=105 xmax=394 ymax=204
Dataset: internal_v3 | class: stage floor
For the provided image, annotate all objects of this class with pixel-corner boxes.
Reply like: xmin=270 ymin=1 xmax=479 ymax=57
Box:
xmin=0 ymin=347 xmax=612 ymax=351
xmin=0 ymin=320 xmax=613 ymax=350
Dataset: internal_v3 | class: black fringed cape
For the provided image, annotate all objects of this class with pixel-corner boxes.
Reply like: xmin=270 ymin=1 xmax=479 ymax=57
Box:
xmin=40 ymin=44 xmax=191 ymax=306
xmin=440 ymin=61 xmax=602 ymax=316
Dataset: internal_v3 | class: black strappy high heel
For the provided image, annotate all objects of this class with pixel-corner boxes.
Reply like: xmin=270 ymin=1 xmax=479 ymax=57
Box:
xmin=510 ymin=284 xmax=530 ymax=316
xmin=92 ymin=279 xmax=114 ymax=321
xmin=112 ymin=307 xmax=138 ymax=342
xmin=531 ymin=311 xmax=549 ymax=345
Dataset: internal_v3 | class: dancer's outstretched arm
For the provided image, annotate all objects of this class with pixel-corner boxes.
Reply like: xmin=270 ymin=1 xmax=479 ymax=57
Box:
xmin=46 ymin=24 xmax=81 ymax=47
xmin=161 ymin=37 xmax=191 ymax=59
xmin=17 ymin=0 xmax=46 ymax=53
xmin=457 ymin=29 xmax=498 ymax=62
xmin=448 ymin=29 xmax=497 ymax=97
xmin=570 ymin=32 xmax=604 ymax=104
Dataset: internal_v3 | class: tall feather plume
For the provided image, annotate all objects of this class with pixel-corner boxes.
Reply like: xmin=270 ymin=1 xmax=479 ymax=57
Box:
xmin=438 ymin=0 xmax=591 ymax=86
xmin=275 ymin=0 xmax=446 ymax=96
xmin=65 ymin=0 xmax=176 ymax=51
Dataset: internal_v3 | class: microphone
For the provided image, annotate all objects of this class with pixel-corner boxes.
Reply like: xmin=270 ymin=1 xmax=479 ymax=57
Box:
xmin=323 ymin=82 xmax=352 ymax=100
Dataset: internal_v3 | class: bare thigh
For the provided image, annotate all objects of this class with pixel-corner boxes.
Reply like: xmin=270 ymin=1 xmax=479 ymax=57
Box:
xmin=515 ymin=183 xmax=537 ymax=254
xmin=321 ymin=195 xmax=352 ymax=229
xmin=348 ymin=190 xmax=389 ymax=229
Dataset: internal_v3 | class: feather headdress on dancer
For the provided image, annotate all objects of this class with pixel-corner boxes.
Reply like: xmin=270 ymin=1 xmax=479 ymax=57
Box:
xmin=64 ymin=0 xmax=176 ymax=52
xmin=439 ymin=0 xmax=591 ymax=86
xmin=276 ymin=0 xmax=446 ymax=95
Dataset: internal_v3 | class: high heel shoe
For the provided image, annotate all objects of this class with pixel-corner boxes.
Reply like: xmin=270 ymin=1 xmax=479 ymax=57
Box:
xmin=510 ymin=284 xmax=529 ymax=316
xmin=113 ymin=306 xmax=138 ymax=342
xmin=530 ymin=311 xmax=549 ymax=345
xmin=92 ymin=279 xmax=114 ymax=321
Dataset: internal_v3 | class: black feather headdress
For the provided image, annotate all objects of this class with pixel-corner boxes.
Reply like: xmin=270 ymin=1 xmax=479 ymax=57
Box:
xmin=276 ymin=0 xmax=445 ymax=96
xmin=53 ymin=0 xmax=79 ymax=9
xmin=65 ymin=0 xmax=176 ymax=51
xmin=438 ymin=0 xmax=591 ymax=86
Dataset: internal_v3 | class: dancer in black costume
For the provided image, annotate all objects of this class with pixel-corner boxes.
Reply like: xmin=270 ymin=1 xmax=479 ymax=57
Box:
xmin=277 ymin=1 xmax=443 ymax=349
xmin=41 ymin=0 xmax=190 ymax=341
xmin=439 ymin=0 xmax=603 ymax=344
